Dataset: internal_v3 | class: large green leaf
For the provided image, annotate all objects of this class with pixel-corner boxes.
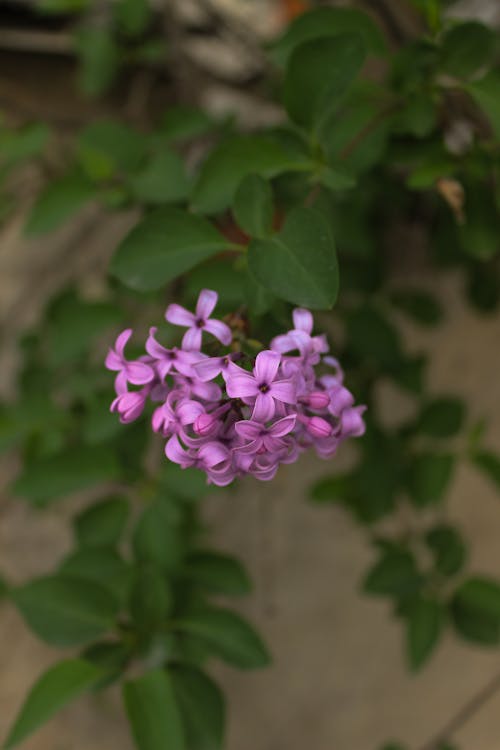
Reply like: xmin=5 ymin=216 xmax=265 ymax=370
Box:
xmin=440 ymin=21 xmax=496 ymax=79
xmin=25 ymin=174 xmax=95 ymax=235
xmin=418 ymin=397 xmax=465 ymax=438
xmin=123 ymin=669 xmax=185 ymax=750
xmin=407 ymin=452 xmax=455 ymax=507
xmin=129 ymin=565 xmax=172 ymax=632
xmin=110 ymin=208 xmax=228 ymax=291
xmin=467 ymin=71 xmax=500 ymax=140
xmin=12 ymin=446 xmax=119 ymax=505
xmin=3 ymin=659 xmax=106 ymax=749
xmin=191 ymin=135 xmax=310 ymax=215
xmin=175 ymin=607 xmax=270 ymax=669
xmin=232 ymin=174 xmax=273 ymax=238
xmin=425 ymin=525 xmax=467 ymax=577
xmin=133 ymin=499 xmax=186 ymax=573
xmin=473 ymin=450 xmax=500 ymax=489
xmin=129 ymin=148 xmax=191 ymax=204
xmin=271 ymin=7 xmax=387 ymax=66
xmin=363 ymin=550 xmax=421 ymax=599
xmin=77 ymin=120 xmax=147 ymax=178
xmin=74 ymin=497 xmax=130 ymax=547
xmin=451 ymin=577 xmax=500 ymax=645
xmin=248 ymin=206 xmax=338 ymax=309
xmin=60 ymin=547 xmax=132 ymax=603
xmin=183 ymin=551 xmax=252 ymax=597
xmin=12 ymin=575 xmax=119 ymax=647
xmin=171 ymin=665 xmax=225 ymax=750
xmin=283 ymin=34 xmax=366 ymax=131
xmin=406 ymin=598 xmax=443 ymax=671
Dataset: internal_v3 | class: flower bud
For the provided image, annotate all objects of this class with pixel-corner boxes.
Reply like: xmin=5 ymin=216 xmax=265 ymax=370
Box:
xmin=303 ymin=391 xmax=330 ymax=409
xmin=194 ymin=413 xmax=218 ymax=437
xmin=307 ymin=416 xmax=333 ymax=439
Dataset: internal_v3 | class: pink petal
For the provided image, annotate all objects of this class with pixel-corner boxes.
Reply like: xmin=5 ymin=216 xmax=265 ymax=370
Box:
xmin=193 ymin=357 xmax=223 ymax=382
xmin=196 ymin=289 xmax=218 ymax=319
xmin=252 ymin=393 xmax=275 ymax=422
xmin=105 ymin=349 xmax=123 ymax=371
xmin=226 ymin=371 xmax=258 ymax=399
xmin=182 ymin=327 xmax=202 ymax=351
xmin=165 ymin=303 xmax=195 ymax=327
xmin=234 ymin=420 xmax=261 ymax=440
xmin=254 ymin=350 xmax=280 ymax=384
xmin=292 ymin=308 xmax=313 ymax=333
xmin=165 ymin=434 xmax=188 ymax=464
xmin=115 ymin=329 xmax=133 ymax=356
xmin=269 ymin=414 xmax=296 ymax=437
xmin=270 ymin=380 xmax=296 ymax=405
xmin=204 ymin=318 xmax=232 ymax=346
xmin=145 ymin=327 xmax=168 ymax=359
xmin=198 ymin=441 xmax=230 ymax=469
xmin=125 ymin=361 xmax=155 ymax=385
xmin=177 ymin=400 xmax=205 ymax=425
xmin=270 ymin=333 xmax=298 ymax=354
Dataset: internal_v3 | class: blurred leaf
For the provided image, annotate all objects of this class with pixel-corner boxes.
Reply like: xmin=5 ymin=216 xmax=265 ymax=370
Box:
xmin=272 ymin=8 xmax=386 ymax=66
xmin=3 ymin=659 xmax=106 ymax=749
xmin=47 ymin=297 xmax=120 ymax=365
xmin=114 ymin=0 xmax=151 ymax=36
xmin=407 ymin=452 xmax=455 ymax=506
xmin=310 ymin=473 xmax=353 ymax=503
xmin=473 ymin=450 xmax=500 ymax=489
xmin=60 ymin=547 xmax=132 ymax=603
xmin=406 ymin=597 xmax=443 ymax=670
xmin=171 ymin=665 xmax=225 ymax=750
xmin=82 ymin=641 xmax=129 ymax=683
xmin=243 ymin=269 xmax=275 ymax=316
xmin=232 ymin=174 xmax=273 ymax=238
xmin=466 ymin=71 xmax=500 ymax=140
xmin=175 ymin=608 xmax=270 ymax=669
xmin=75 ymin=27 xmax=120 ymax=97
xmin=0 ymin=123 xmax=50 ymax=171
xmin=130 ymin=564 xmax=172 ymax=632
xmin=25 ymin=173 xmax=95 ymax=235
xmin=74 ymin=497 xmax=129 ymax=547
xmin=466 ymin=262 xmax=499 ymax=312
xmin=418 ymin=397 xmax=465 ymax=438
xmin=12 ymin=446 xmax=119 ymax=505
xmin=82 ymin=394 xmax=123 ymax=444
xmin=110 ymin=208 xmax=228 ymax=291
xmin=392 ymin=92 xmax=436 ymax=138
xmin=363 ymin=550 xmax=421 ymax=599
xmin=12 ymin=575 xmax=118 ymax=647
xmin=191 ymin=135 xmax=310 ymax=215
xmin=346 ymin=305 xmax=402 ymax=369
xmin=389 ymin=289 xmax=443 ymax=326
xmin=123 ymin=669 xmax=185 ymax=750
xmin=284 ymin=34 xmax=365 ymax=131
xmin=248 ymin=206 xmax=338 ymax=309
xmin=183 ymin=551 xmax=252 ymax=597
xmin=78 ymin=120 xmax=147 ymax=179
xmin=451 ymin=577 xmax=500 ymax=645
xmin=36 ymin=0 xmax=88 ymax=11
xmin=440 ymin=21 xmax=496 ymax=79
xmin=160 ymin=106 xmax=216 ymax=143
xmin=133 ymin=499 xmax=186 ymax=573
xmin=426 ymin=525 xmax=467 ymax=577
xmin=460 ymin=185 xmax=499 ymax=261
xmin=129 ymin=148 xmax=190 ymax=204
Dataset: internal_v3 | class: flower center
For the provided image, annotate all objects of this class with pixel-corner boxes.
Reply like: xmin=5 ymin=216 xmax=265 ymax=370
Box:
xmin=195 ymin=317 xmax=205 ymax=328
xmin=259 ymin=382 xmax=270 ymax=393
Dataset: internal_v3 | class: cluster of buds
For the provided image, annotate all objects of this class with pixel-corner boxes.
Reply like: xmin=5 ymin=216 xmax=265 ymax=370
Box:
xmin=105 ymin=289 xmax=366 ymax=486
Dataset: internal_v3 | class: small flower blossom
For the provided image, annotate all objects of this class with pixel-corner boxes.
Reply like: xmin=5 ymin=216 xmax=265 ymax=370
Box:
xmin=105 ymin=289 xmax=366 ymax=485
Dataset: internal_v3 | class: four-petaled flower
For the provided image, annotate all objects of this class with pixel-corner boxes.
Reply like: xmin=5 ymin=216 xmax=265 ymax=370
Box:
xmin=226 ymin=350 xmax=297 ymax=422
xmin=166 ymin=289 xmax=232 ymax=351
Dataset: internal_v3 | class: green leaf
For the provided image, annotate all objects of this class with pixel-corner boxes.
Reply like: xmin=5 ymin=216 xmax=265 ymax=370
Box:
xmin=129 ymin=565 xmax=172 ymax=631
xmin=160 ymin=106 xmax=216 ymax=143
xmin=0 ymin=123 xmax=50 ymax=170
xmin=191 ymin=135 xmax=309 ymax=215
xmin=37 ymin=0 xmax=88 ymax=11
xmin=440 ymin=21 xmax=496 ymax=79
xmin=183 ymin=551 xmax=252 ymax=597
xmin=12 ymin=446 xmax=119 ymax=505
xmin=60 ymin=547 xmax=132 ymax=603
xmin=47 ymin=297 xmax=121 ymax=366
xmin=232 ymin=174 xmax=273 ymax=238
xmin=82 ymin=641 xmax=130 ymax=686
xmin=3 ymin=659 xmax=106 ymax=749
xmin=407 ymin=452 xmax=455 ymax=507
xmin=129 ymin=148 xmax=191 ymax=204
xmin=114 ymin=0 xmax=151 ymax=36
xmin=110 ymin=208 xmax=228 ymax=291
xmin=459 ymin=184 xmax=499 ymax=261
xmin=123 ymin=669 xmax=185 ymax=750
xmin=171 ymin=665 xmax=225 ymax=750
xmin=133 ymin=499 xmax=186 ymax=573
xmin=74 ymin=497 xmax=129 ymax=548
xmin=283 ymin=34 xmax=366 ymax=131
xmin=406 ymin=598 xmax=443 ymax=670
xmin=473 ymin=450 xmax=500 ymax=489
xmin=425 ymin=525 xmax=467 ymax=577
xmin=363 ymin=550 xmax=421 ymax=599
xmin=271 ymin=7 xmax=387 ymax=66
xmin=243 ymin=269 xmax=275 ymax=316
xmin=451 ymin=577 xmax=500 ymax=645
xmin=466 ymin=71 xmax=500 ymax=140
xmin=346 ymin=305 xmax=402 ymax=369
xmin=248 ymin=206 xmax=338 ymax=309
xmin=175 ymin=608 xmax=270 ymax=669
xmin=389 ymin=289 xmax=443 ymax=326
xmin=25 ymin=174 xmax=95 ymax=235
xmin=78 ymin=120 xmax=147 ymax=179
xmin=74 ymin=28 xmax=120 ymax=97
xmin=310 ymin=473 xmax=353 ymax=504
xmin=12 ymin=575 xmax=119 ymax=647
xmin=418 ymin=397 xmax=465 ymax=438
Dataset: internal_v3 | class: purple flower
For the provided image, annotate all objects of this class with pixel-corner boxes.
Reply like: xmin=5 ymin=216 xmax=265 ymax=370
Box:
xmin=234 ymin=415 xmax=296 ymax=455
xmin=165 ymin=289 xmax=232 ymax=351
xmin=226 ymin=350 xmax=296 ymax=422
xmin=106 ymin=329 xmax=155 ymax=388
xmin=146 ymin=327 xmax=203 ymax=379
xmin=110 ymin=380 xmax=149 ymax=423
xmin=271 ymin=308 xmax=328 ymax=359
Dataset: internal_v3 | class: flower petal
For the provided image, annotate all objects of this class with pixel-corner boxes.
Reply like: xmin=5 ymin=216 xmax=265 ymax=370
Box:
xmin=182 ymin=327 xmax=202 ymax=351
xmin=226 ymin=370 xmax=258 ymax=399
xmin=234 ymin=420 xmax=261 ymax=440
xmin=252 ymin=392 xmax=275 ymax=422
xmin=165 ymin=434 xmax=188 ymax=464
xmin=204 ymin=318 xmax=232 ymax=346
xmin=193 ymin=356 xmax=223 ymax=382
xmin=165 ymin=303 xmax=195 ymax=327
xmin=196 ymin=289 xmax=218 ymax=319
xmin=177 ymin=400 xmax=205 ymax=425
xmin=198 ymin=441 xmax=230 ymax=468
xmin=125 ymin=361 xmax=155 ymax=385
xmin=270 ymin=379 xmax=296 ymax=405
xmin=145 ymin=327 xmax=168 ymax=359
xmin=269 ymin=414 xmax=296 ymax=437
xmin=114 ymin=329 xmax=133 ymax=356
xmin=292 ymin=308 xmax=313 ymax=333
xmin=254 ymin=350 xmax=280 ymax=384
xmin=105 ymin=349 xmax=123 ymax=371
xmin=270 ymin=333 xmax=298 ymax=354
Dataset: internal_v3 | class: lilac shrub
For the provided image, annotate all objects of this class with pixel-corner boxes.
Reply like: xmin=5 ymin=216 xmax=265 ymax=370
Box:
xmin=106 ymin=289 xmax=366 ymax=485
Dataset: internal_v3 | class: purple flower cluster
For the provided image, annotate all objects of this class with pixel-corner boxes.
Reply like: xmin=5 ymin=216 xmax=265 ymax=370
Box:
xmin=105 ymin=289 xmax=366 ymax=486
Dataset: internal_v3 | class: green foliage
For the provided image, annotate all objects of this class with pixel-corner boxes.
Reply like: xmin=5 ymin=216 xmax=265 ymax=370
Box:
xmin=26 ymin=173 xmax=95 ymax=235
xmin=232 ymin=174 xmax=274 ymax=238
xmin=171 ymin=665 xmax=225 ymax=750
xmin=426 ymin=525 xmax=467 ymax=577
xmin=440 ymin=21 xmax=497 ymax=80
xmin=74 ymin=497 xmax=130 ymax=548
xmin=363 ymin=548 xmax=421 ymax=600
xmin=472 ymin=450 xmax=500 ymax=489
xmin=418 ymin=397 xmax=465 ymax=438
xmin=3 ymin=659 xmax=106 ymax=749
xmin=123 ymin=669 xmax=185 ymax=750
xmin=183 ymin=551 xmax=252 ymax=597
xmin=451 ymin=577 xmax=500 ymax=645
xmin=406 ymin=452 xmax=455 ymax=507
xmin=406 ymin=597 xmax=443 ymax=670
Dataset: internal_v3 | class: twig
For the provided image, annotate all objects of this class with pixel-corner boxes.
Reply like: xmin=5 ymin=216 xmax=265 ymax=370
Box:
xmin=417 ymin=668 xmax=500 ymax=750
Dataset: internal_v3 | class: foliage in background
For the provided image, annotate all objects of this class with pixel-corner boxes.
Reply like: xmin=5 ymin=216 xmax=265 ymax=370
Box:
xmin=2 ymin=0 xmax=500 ymax=748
